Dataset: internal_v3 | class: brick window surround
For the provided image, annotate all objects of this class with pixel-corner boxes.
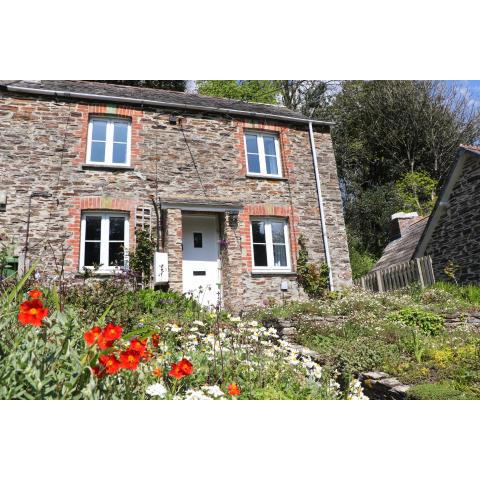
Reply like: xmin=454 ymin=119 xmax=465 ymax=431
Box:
xmin=66 ymin=196 xmax=137 ymax=273
xmin=234 ymin=119 xmax=295 ymax=181
xmin=72 ymin=103 xmax=143 ymax=168
xmin=238 ymin=204 xmax=300 ymax=273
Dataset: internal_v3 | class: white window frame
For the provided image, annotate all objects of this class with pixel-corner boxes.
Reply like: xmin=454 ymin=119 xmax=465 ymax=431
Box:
xmin=244 ymin=131 xmax=282 ymax=178
xmin=79 ymin=211 xmax=129 ymax=273
xmin=250 ymin=217 xmax=291 ymax=273
xmin=86 ymin=117 xmax=132 ymax=166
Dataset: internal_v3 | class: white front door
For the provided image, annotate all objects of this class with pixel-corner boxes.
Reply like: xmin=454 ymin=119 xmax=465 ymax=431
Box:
xmin=182 ymin=214 xmax=220 ymax=307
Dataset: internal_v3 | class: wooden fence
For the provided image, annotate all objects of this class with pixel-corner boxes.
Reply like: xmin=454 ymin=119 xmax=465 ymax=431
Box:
xmin=354 ymin=255 xmax=435 ymax=293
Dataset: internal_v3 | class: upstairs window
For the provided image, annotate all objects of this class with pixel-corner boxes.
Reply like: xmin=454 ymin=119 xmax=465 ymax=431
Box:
xmin=244 ymin=131 xmax=282 ymax=177
xmin=86 ymin=117 xmax=131 ymax=166
xmin=250 ymin=218 xmax=291 ymax=272
xmin=80 ymin=212 xmax=129 ymax=271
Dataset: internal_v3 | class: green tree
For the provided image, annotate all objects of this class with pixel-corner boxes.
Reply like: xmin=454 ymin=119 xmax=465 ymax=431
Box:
xmin=394 ymin=171 xmax=438 ymax=216
xmin=95 ymin=80 xmax=186 ymax=92
xmin=332 ymin=80 xmax=480 ymax=258
xmin=197 ymin=80 xmax=279 ymax=103
xmin=345 ymin=184 xmax=403 ymax=258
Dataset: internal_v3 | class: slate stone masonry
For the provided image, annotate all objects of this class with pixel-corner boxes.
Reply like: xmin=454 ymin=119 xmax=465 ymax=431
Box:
xmin=0 ymin=86 xmax=352 ymax=310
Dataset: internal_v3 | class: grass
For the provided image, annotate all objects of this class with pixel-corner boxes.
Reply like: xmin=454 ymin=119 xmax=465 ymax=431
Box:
xmin=250 ymin=283 xmax=480 ymax=400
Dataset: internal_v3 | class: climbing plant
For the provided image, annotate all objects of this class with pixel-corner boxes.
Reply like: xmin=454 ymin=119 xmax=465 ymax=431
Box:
xmin=129 ymin=229 xmax=156 ymax=286
xmin=296 ymin=235 xmax=329 ymax=298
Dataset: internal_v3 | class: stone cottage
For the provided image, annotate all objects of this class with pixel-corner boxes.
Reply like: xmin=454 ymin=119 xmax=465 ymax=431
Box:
xmin=415 ymin=145 xmax=480 ymax=284
xmin=371 ymin=145 xmax=480 ymax=285
xmin=0 ymin=81 xmax=351 ymax=310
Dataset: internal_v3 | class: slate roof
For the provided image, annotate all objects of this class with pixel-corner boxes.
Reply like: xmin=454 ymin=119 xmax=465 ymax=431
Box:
xmin=1 ymin=80 xmax=330 ymax=125
xmin=371 ymin=216 xmax=429 ymax=271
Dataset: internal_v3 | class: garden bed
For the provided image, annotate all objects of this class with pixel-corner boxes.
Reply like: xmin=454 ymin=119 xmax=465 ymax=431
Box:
xmin=250 ymin=283 xmax=480 ymax=400
xmin=0 ymin=271 xmax=365 ymax=400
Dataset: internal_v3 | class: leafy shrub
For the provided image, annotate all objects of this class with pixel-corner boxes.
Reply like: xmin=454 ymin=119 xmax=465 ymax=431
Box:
xmin=128 ymin=228 xmax=156 ymax=285
xmin=0 ymin=269 xmax=350 ymax=400
xmin=296 ymin=236 xmax=329 ymax=298
xmin=408 ymin=381 xmax=478 ymax=400
xmin=433 ymin=282 xmax=480 ymax=306
xmin=388 ymin=307 xmax=444 ymax=335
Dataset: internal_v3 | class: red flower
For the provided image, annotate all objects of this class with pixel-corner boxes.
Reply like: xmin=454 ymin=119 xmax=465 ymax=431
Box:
xmin=84 ymin=326 xmax=102 ymax=346
xmin=97 ymin=334 xmax=114 ymax=351
xmin=91 ymin=365 xmax=105 ymax=379
xmin=119 ymin=349 xmax=141 ymax=370
xmin=102 ymin=323 xmax=123 ymax=341
xmin=99 ymin=354 xmax=121 ymax=375
xmin=227 ymin=383 xmax=241 ymax=396
xmin=168 ymin=358 xmax=193 ymax=379
xmin=18 ymin=299 xmax=49 ymax=327
xmin=178 ymin=358 xmax=193 ymax=376
xmin=151 ymin=334 xmax=160 ymax=348
xmin=130 ymin=338 xmax=147 ymax=356
xmin=28 ymin=289 xmax=42 ymax=299
xmin=168 ymin=362 xmax=184 ymax=379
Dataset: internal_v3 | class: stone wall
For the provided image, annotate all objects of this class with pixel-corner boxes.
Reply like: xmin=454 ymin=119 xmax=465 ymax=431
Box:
xmin=0 ymin=88 xmax=352 ymax=310
xmin=425 ymin=156 xmax=480 ymax=284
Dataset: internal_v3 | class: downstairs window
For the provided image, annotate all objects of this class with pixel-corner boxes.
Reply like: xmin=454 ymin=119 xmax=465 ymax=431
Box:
xmin=80 ymin=212 xmax=129 ymax=271
xmin=250 ymin=218 xmax=291 ymax=272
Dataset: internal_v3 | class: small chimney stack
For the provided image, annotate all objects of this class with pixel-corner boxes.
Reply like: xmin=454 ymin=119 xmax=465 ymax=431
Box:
xmin=389 ymin=212 xmax=418 ymax=240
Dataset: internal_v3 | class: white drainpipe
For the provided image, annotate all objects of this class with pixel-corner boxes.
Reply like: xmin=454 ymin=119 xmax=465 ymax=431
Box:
xmin=308 ymin=121 xmax=334 ymax=290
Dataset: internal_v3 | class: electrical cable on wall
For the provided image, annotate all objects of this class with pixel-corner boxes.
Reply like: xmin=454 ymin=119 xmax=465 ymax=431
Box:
xmin=179 ymin=119 xmax=210 ymax=200
xmin=29 ymin=101 xmax=73 ymax=252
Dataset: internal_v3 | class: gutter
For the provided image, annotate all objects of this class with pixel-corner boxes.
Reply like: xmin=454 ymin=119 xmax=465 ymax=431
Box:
xmin=308 ymin=121 xmax=334 ymax=290
xmin=5 ymin=85 xmax=334 ymax=127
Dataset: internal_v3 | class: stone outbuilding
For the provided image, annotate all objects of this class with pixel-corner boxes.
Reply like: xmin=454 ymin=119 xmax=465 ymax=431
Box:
xmin=415 ymin=145 xmax=480 ymax=284
xmin=371 ymin=145 xmax=480 ymax=285
xmin=0 ymin=81 xmax=352 ymax=310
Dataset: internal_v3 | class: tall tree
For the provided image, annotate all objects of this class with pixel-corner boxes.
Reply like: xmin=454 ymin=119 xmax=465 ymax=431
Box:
xmin=277 ymin=80 xmax=338 ymax=119
xmin=95 ymin=80 xmax=186 ymax=92
xmin=332 ymin=80 xmax=480 ymax=260
xmin=197 ymin=80 xmax=279 ymax=104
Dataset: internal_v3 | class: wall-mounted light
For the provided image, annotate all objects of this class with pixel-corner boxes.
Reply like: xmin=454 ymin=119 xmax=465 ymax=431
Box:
xmin=169 ymin=114 xmax=178 ymax=125
xmin=227 ymin=210 xmax=239 ymax=229
xmin=0 ymin=191 xmax=6 ymax=212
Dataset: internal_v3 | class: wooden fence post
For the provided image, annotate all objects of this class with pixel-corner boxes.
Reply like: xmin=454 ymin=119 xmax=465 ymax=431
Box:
xmin=416 ymin=258 xmax=425 ymax=289
xmin=376 ymin=270 xmax=384 ymax=293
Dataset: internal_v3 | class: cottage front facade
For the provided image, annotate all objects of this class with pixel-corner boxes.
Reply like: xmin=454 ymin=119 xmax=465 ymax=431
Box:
xmin=0 ymin=81 xmax=351 ymax=310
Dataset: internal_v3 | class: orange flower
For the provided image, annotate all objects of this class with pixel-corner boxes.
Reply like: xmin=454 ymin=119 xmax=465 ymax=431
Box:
xmin=178 ymin=358 xmax=193 ymax=376
xmin=102 ymin=323 xmax=123 ymax=341
xmin=168 ymin=362 xmax=184 ymax=379
xmin=153 ymin=367 xmax=162 ymax=377
xmin=130 ymin=338 xmax=147 ymax=356
xmin=168 ymin=358 xmax=193 ymax=379
xmin=99 ymin=354 xmax=121 ymax=375
xmin=28 ymin=289 xmax=42 ymax=299
xmin=84 ymin=326 xmax=102 ymax=346
xmin=119 ymin=349 xmax=141 ymax=370
xmin=18 ymin=299 xmax=48 ymax=327
xmin=227 ymin=383 xmax=241 ymax=396
xmin=151 ymin=334 xmax=160 ymax=348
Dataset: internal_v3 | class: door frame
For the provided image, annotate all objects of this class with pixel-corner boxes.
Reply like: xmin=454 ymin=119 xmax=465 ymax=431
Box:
xmin=181 ymin=212 xmax=222 ymax=307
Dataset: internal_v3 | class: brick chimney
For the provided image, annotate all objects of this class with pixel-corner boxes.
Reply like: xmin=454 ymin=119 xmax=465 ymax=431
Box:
xmin=389 ymin=212 xmax=418 ymax=240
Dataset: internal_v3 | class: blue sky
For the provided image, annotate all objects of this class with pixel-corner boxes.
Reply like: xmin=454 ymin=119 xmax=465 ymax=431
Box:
xmin=451 ymin=80 xmax=480 ymax=108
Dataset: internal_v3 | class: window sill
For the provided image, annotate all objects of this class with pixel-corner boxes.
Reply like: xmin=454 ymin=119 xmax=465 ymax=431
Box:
xmin=81 ymin=164 xmax=134 ymax=172
xmin=76 ymin=269 xmax=124 ymax=277
xmin=245 ymin=174 xmax=288 ymax=181
xmin=251 ymin=271 xmax=297 ymax=277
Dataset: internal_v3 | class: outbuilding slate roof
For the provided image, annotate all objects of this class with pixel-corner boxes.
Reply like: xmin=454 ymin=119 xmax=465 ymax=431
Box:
xmin=0 ymin=80 xmax=330 ymax=125
xmin=371 ymin=216 xmax=429 ymax=272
